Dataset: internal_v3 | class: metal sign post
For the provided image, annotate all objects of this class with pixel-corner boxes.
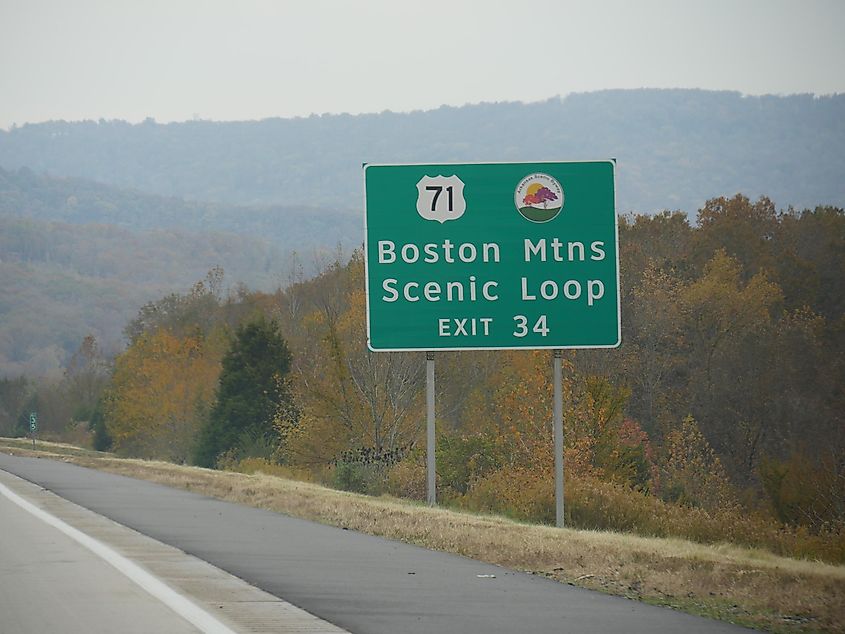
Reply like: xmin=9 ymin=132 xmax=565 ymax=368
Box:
xmin=553 ymin=350 xmax=564 ymax=527
xmin=426 ymin=351 xmax=436 ymax=506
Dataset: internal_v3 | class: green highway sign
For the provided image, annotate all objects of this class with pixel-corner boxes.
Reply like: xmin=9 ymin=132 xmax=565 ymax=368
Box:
xmin=29 ymin=412 xmax=37 ymax=432
xmin=364 ymin=161 xmax=620 ymax=351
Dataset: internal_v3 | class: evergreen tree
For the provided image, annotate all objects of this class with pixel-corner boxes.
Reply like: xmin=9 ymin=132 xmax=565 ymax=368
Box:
xmin=89 ymin=400 xmax=112 ymax=452
xmin=193 ymin=317 xmax=292 ymax=467
xmin=0 ymin=376 xmax=30 ymax=437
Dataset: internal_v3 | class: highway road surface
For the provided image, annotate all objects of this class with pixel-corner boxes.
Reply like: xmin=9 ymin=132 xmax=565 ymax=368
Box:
xmin=0 ymin=464 xmax=346 ymax=634
xmin=0 ymin=453 xmax=751 ymax=633
xmin=0 ymin=477 xmax=203 ymax=634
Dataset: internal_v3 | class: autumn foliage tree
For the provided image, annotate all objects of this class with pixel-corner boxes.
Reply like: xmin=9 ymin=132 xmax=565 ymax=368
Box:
xmin=282 ymin=256 xmax=425 ymax=480
xmin=104 ymin=329 xmax=220 ymax=461
xmin=660 ymin=415 xmax=737 ymax=511
xmin=85 ymin=196 xmax=843 ymax=553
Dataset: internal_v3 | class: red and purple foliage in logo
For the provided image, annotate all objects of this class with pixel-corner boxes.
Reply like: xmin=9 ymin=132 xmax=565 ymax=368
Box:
xmin=523 ymin=186 xmax=558 ymax=206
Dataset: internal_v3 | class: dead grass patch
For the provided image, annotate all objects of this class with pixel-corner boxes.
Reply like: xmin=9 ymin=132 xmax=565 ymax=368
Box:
xmin=2 ymin=439 xmax=843 ymax=633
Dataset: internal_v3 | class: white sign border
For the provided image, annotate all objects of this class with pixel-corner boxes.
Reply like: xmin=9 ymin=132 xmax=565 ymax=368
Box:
xmin=363 ymin=159 xmax=621 ymax=352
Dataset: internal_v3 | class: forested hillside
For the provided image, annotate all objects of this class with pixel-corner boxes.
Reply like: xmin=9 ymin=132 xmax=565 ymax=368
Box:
xmin=0 ymin=166 xmax=360 ymax=246
xmin=1 ymin=92 xmax=842 ymax=544
xmin=1 ymin=90 xmax=843 ymax=214
xmin=0 ymin=167 xmax=359 ymax=376
xmin=6 ymin=195 xmax=840 ymax=565
xmin=2 ymin=90 xmax=842 ymax=377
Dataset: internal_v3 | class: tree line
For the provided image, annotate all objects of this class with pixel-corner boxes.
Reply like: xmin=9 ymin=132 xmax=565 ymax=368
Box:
xmin=0 ymin=166 xmax=360 ymax=377
xmin=2 ymin=194 xmax=843 ymax=561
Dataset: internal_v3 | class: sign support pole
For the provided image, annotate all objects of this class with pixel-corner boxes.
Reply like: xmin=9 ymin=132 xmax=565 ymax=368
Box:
xmin=426 ymin=351 xmax=436 ymax=506
xmin=553 ymin=350 xmax=564 ymax=528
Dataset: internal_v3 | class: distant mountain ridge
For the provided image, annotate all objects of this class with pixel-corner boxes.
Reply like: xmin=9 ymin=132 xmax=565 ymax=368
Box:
xmin=1 ymin=89 xmax=843 ymax=215
xmin=0 ymin=166 xmax=360 ymax=250
xmin=0 ymin=167 xmax=359 ymax=377
xmin=1 ymin=88 xmax=844 ymax=377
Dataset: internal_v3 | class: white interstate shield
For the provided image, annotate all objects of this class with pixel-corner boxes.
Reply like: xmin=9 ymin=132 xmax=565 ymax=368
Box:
xmin=416 ymin=175 xmax=466 ymax=223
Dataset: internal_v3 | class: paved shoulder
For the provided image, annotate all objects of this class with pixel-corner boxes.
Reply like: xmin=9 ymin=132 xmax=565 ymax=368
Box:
xmin=0 ymin=465 xmax=347 ymax=634
xmin=0 ymin=476 xmax=203 ymax=634
xmin=0 ymin=453 xmax=751 ymax=634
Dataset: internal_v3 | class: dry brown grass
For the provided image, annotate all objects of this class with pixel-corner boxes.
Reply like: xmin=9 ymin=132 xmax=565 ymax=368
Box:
xmin=3 ymin=438 xmax=844 ymax=633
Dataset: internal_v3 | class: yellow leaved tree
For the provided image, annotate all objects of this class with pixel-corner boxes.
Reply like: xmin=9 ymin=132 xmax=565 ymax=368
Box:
xmin=104 ymin=328 xmax=222 ymax=461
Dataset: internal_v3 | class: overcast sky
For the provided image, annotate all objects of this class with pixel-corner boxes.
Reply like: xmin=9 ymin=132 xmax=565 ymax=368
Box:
xmin=1 ymin=0 xmax=843 ymax=129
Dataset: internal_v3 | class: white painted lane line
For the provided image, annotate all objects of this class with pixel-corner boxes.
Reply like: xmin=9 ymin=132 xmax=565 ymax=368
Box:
xmin=0 ymin=480 xmax=237 ymax=634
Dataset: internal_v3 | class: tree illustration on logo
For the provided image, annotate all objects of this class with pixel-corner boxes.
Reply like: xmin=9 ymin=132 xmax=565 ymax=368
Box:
xmin=523 ymin=184 xmax=558 ymax=208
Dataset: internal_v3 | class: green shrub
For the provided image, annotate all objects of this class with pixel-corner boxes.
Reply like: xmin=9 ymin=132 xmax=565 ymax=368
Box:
xmin=332 ymin=461 xmax=385 ymax=495
xmin=436 ymin=433 xmax=503 ymax=498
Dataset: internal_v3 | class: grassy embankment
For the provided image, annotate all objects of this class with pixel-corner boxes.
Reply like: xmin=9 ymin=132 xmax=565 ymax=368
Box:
xmin=2 ymin=437 xmax=843 ymax=634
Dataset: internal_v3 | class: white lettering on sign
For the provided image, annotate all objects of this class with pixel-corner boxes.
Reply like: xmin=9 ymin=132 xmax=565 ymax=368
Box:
xmin=523 ymin=239 xmax=606 ymax=262
xmin=401 ymin=244 xmax=420 ymax=263
xmin=512 ymin=315 xmax=550 ymax=337
xmin=377 ymin=240 xmax=500 ymax=265
xmin=438 ymin=317 xmax=493 ymax=337
xmin=379 ymin=241 xmax=396 ymax=263
xmin=521 ymin=278 xmax=605 ymax=306
xmin=382 ymin=278 xmax=500 ymax=303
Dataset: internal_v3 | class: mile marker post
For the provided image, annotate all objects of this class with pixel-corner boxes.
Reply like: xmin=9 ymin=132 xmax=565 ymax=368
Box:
xmin=553 ymin=350 xmax=564 ymax=527
xmin=426 ymin=351 xmax=436 ymax=506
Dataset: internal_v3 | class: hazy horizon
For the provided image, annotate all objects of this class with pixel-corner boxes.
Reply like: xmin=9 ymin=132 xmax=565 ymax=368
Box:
xmin=2 ymin=0 xmax=844 ymax=129
xmin=3 ymin=88 xmax=844 ymax=131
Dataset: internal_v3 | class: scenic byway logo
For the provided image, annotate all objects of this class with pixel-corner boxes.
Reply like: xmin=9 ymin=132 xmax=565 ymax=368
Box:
xmin=416 ymin=175 xmax=466 ymax=223
xmin=514 ymin=173 xmax=564 ymax=222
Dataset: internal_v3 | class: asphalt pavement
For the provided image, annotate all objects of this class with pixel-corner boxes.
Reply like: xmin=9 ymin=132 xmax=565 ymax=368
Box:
xmin=0 ymin=453 xmax=751 ymax=634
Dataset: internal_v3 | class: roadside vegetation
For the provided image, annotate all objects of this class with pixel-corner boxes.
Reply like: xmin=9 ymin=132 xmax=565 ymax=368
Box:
xmin=1 ymin=437 xmax=843 ymax=633
xmin=1 ymin=195 xmax=843 ymax=630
